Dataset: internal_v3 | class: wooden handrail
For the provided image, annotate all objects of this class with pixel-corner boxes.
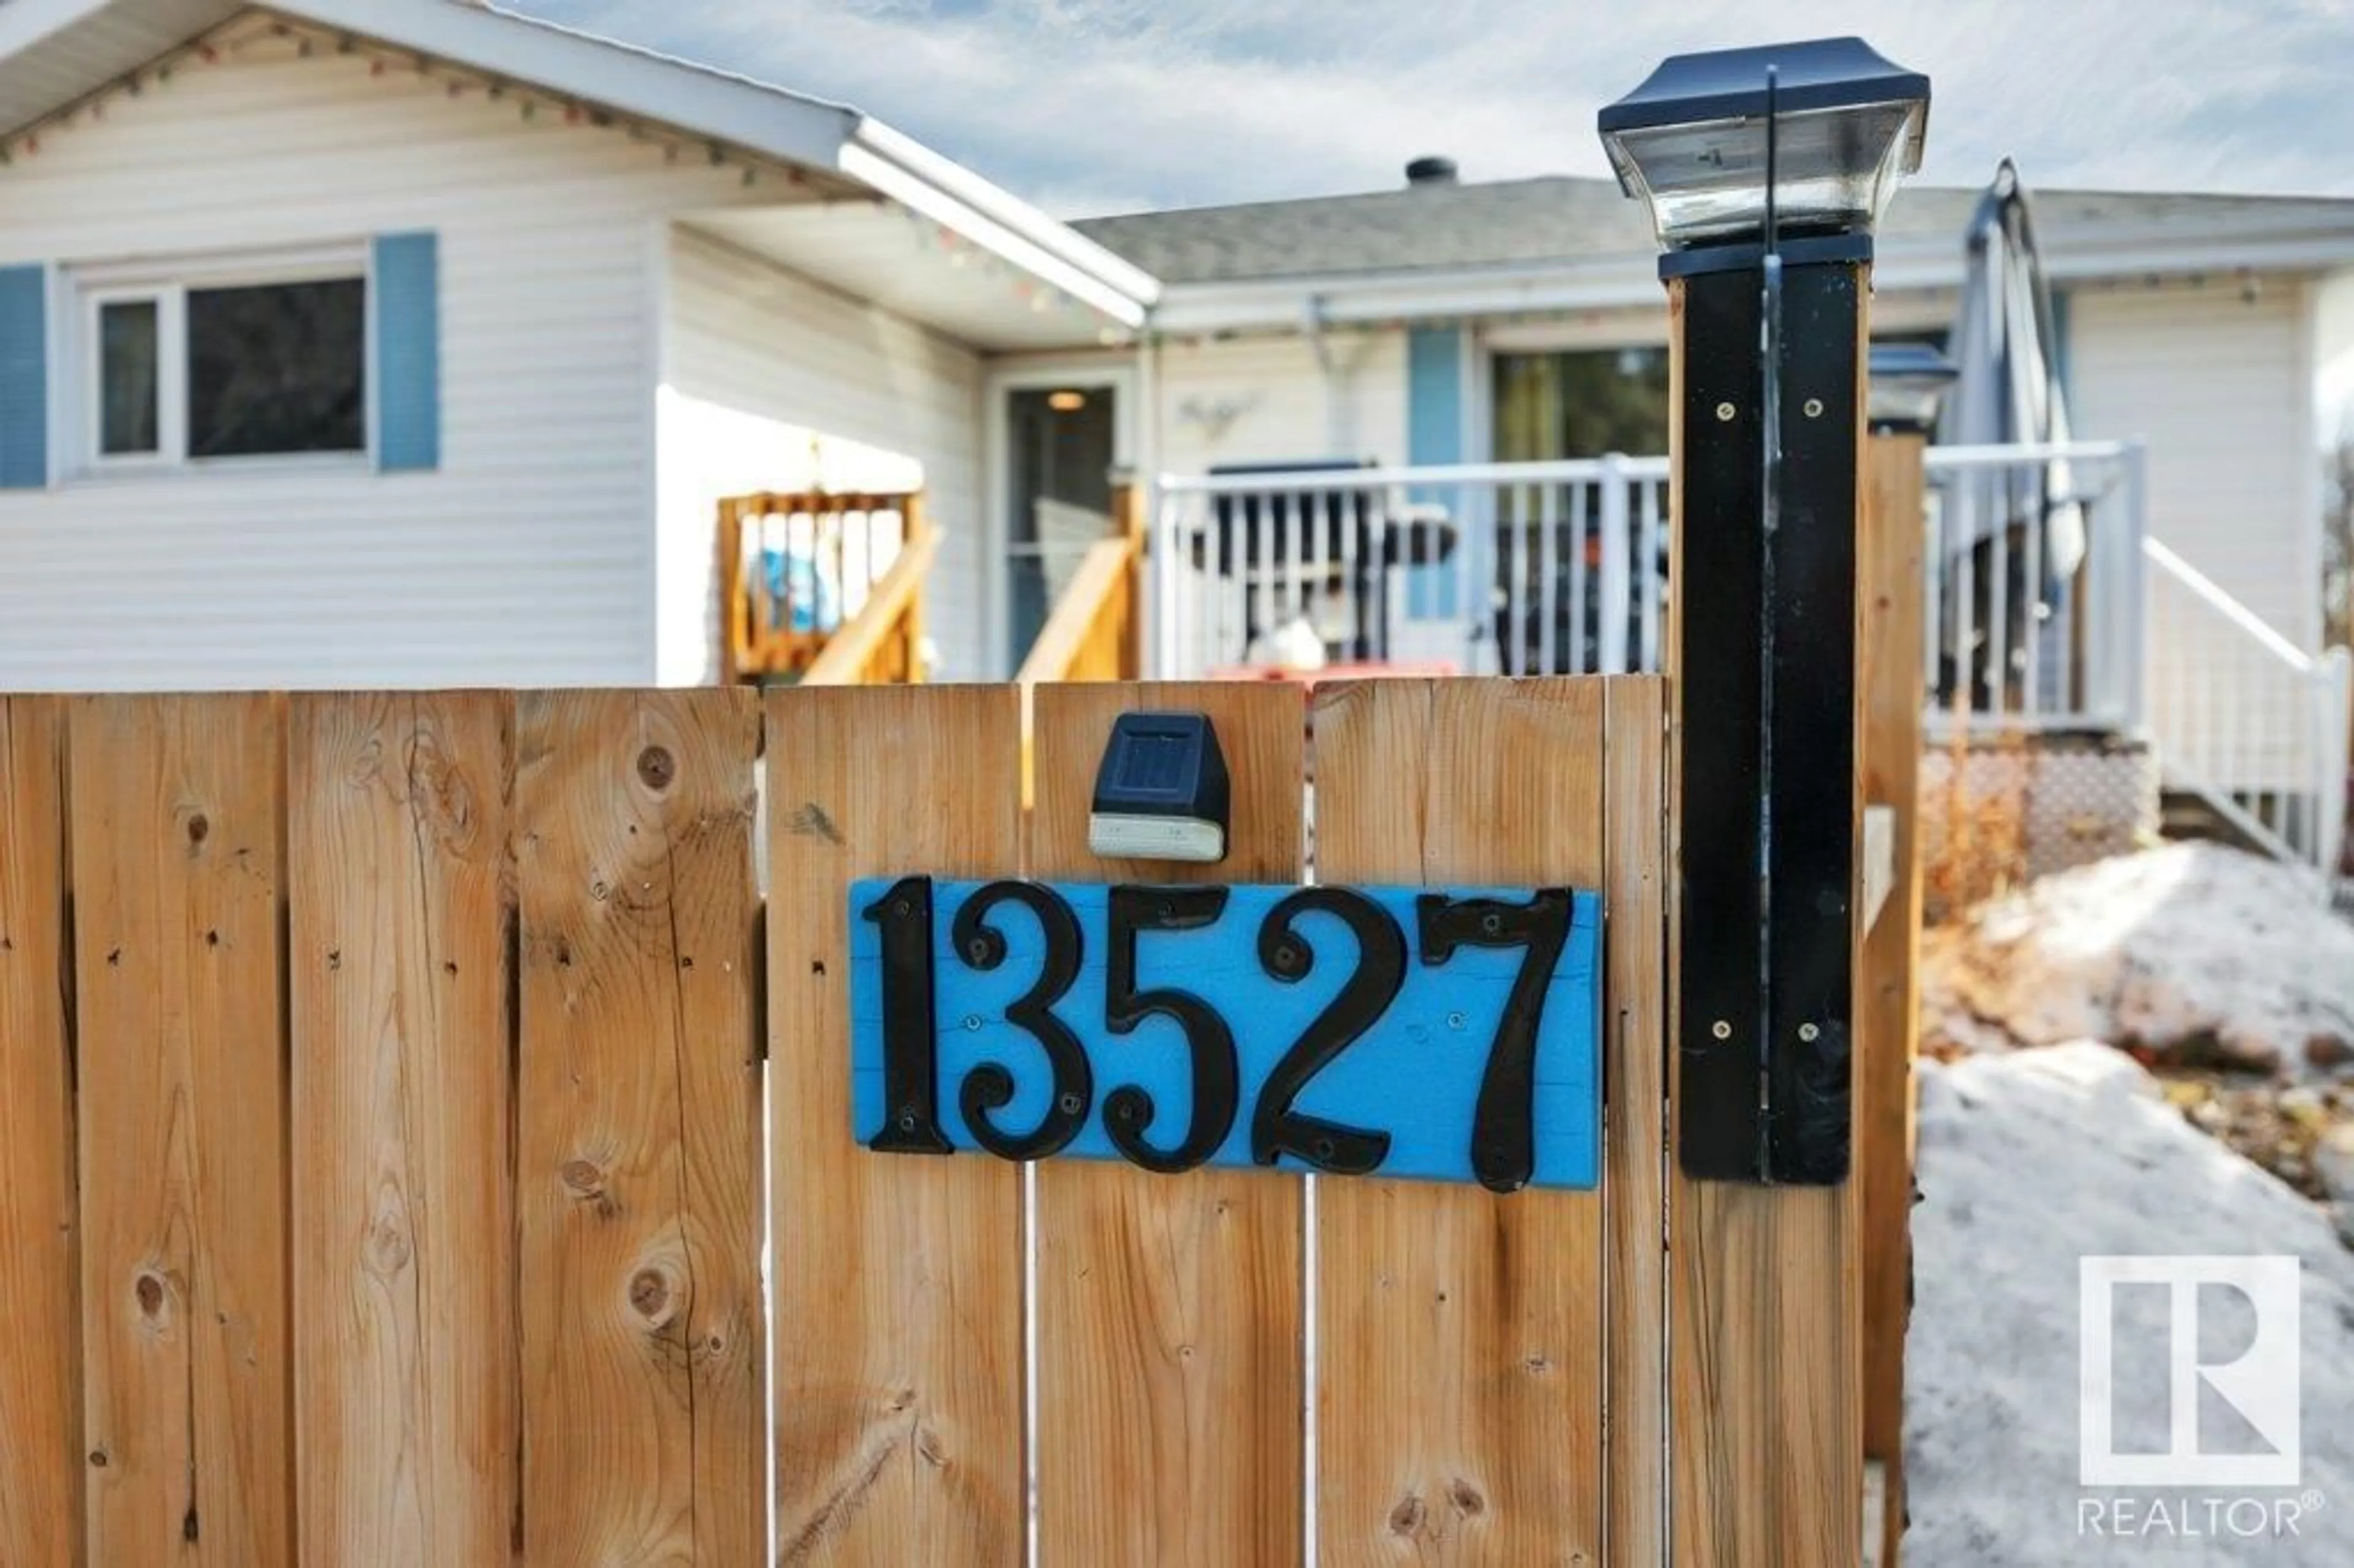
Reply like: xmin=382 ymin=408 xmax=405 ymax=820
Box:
xmin=1016 ymin=482 xmax=1148 ymax=804
xmin=1013 ymin=534 xmax=1142 ymax=688
xmin=801 ymin=531 xmax=941 ymax=686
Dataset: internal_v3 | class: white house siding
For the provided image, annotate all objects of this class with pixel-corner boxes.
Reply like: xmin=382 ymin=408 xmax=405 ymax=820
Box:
xmin=0 ymin=31 xmax=768 ymax=690
xmin=658 ymin=227 xmax=985 ymax=684
xmin=1155 ymin=330 xmax=1410 ymax=476
xmin=2066 ymin=276 xmax=2323 ymax=794
xmin=2068 ymin=276 xmax=2318 ymax=648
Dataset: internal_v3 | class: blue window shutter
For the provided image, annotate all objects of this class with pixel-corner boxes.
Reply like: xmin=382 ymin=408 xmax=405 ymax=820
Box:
xmin=0 ymin=265 xmax=48 ymax=490
xmin=372 ymin=232 xmax=440 ymax=472
xmin=1406 ymin=326 xmax=1465 ymax=617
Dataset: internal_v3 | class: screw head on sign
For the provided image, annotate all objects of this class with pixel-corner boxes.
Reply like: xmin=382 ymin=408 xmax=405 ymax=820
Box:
xmin=1799 ymin=1022 xmax=1821 ymax=1043
xmin=1058 ymin=1093 xmax=1084 ymax=1116
xmin=962 ymin=1014 xmax=982 ymax=1032
xmin=1480 ymin=912 xmax=1503 ymax=935
xmin=1715 ymin=402 xmax=1737 ymax=422
xmin=1447 ymin=1011 xmax=1466 ymax=1030
xmin=896 ymin=1111 xmax=916 ymax=1132
xmin=1802 ymin=397 xmax=1825 ymax=419
xmin=1711 ymin=1019 xmax=1732 ymax=1040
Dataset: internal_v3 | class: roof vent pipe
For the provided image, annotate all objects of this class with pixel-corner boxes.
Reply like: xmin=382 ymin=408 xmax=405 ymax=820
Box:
xmin=1406 ymin=156 xmax=1458 ymax=187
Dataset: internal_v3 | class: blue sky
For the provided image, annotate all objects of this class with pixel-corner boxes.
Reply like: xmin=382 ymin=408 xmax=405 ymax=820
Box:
xmin=506 ymin=0 xmax=2354 ymax=216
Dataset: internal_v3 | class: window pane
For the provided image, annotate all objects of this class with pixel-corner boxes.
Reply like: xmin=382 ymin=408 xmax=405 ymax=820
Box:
xmin=99 ymin=300 xmax=161 ymax=456
xmin=187 ymin=279 xmax=365 ymax=458
xmin=1492 ymin=348 xmax=1671 ymax=461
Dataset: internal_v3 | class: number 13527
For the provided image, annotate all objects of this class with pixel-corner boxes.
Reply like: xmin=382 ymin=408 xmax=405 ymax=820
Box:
xmin=847 ymin=877 xmax=1602 ymax=1194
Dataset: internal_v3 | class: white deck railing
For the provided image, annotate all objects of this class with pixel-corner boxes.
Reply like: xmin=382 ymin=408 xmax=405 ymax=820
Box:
xmin=1920 ymin=440 xmax=2147 ymax=733
xmin=1153 ymin=443 xmax=2351 ymax=883
xmin=2145 ymin=538 xmax=2352 ymax=879
xmin=1153 ymin=441 xmax=2146 ymax=719
xmin=1152 ymin=457 xmax=1670 ymax=679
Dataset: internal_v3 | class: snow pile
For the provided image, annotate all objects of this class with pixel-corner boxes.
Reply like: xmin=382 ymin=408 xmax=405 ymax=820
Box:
xmin=1908 ymin=1044 xmax=2354 ymax=1564
xmin=1922 ymin=844 xmax=2354 ymax=1074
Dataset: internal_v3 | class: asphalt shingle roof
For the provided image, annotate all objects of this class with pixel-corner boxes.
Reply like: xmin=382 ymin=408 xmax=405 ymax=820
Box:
xmin=1070 ymin=175 xmax=2354 ymax=287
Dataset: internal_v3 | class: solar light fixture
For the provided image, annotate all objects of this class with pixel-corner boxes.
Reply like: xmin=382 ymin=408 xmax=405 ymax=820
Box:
xmin=1601 ymin=37 xmax=1929 ymax=1186
xmin=1599 ymin=36 xmax=1929 ymax=252
xmin=1867 ymin=341 xmax=1959 ymax=435
xmin=1089 ymin=711 xmax=1230 ymax=864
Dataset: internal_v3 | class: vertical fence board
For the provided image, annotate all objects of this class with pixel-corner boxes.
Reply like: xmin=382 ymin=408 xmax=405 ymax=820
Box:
xmin=289 ymin=694 xmax=516 ymax=1566
xmin=70 ymin=695 xmax=292 ymax=1566
xmin=1861 ymin=435 xmax=1927 ymax=1568
xmin=1603 ymin=677 xmax=1669 ymax=1567
xmin=1311 ymin=677 xmax=1606 ymax=1566
xmin=0 ymin=698 xmax=79 ymax=1566
xmin=769 ymin=685 xmax=1025 ymax=1565
xmin=517 ymin=690 xmax=764 ymax=1563
xmin=1031 ymin=680 xmax=1305 ymax=1567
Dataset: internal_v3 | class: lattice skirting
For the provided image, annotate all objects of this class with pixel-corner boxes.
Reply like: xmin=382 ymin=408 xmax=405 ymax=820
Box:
xmin=1921 ymin=731 xmax=2158 ymax=921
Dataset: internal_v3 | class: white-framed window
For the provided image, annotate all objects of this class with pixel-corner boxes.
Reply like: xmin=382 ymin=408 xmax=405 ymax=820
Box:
xmin=71 ymin=246 xmax=369 ymax=473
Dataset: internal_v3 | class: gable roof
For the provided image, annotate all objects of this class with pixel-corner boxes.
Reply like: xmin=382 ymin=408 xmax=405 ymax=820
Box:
xmin=0 ymin=0 xmax=1159 ymax=339
xmin=1074 ymin=174 xmax=2354 ymax=332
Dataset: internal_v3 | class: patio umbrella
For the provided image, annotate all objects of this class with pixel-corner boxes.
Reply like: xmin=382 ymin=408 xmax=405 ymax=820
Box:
xmin=1937 ymin=159 xmax=2087 ymax=714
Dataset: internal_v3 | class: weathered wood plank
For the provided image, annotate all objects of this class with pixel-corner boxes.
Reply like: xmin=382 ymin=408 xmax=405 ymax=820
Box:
xmin=289 ymin=693 xmax=516 ymax=1566
xmin=1311 ymin=677 xmax=1607 ymax=1566
xmin=0 ymin=698 xmax=80 ymax=1566
xmin=517 ymin=690 xmax=764 ymax=1563
xmin=1030 ymin=680 xmax=1305 ymax=1567
xmin=1666 ymin=275 xmax=1865 ymax=1568
xmin=72 ymin=695 xmax=292 ymax=1566
xmin=1604 ymin=677 xmax=1669 ymax=1567
xmin=768 ymin=684 xmax=1025 ymax=1566
xmin=1861 ymin=434 xmax=1928 ymax=1568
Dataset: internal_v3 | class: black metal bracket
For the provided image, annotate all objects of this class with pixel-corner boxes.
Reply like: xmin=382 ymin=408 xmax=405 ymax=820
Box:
xmin=1674 ymin=257 xmax=1860 ymax=1186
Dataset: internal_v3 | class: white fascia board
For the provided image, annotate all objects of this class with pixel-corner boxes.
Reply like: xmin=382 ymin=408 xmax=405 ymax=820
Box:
xmin=1152 ymin=223 xmax=2354 ymax=336
xmin=1151 ymin=259 xmax=1662 ymax=334
xmin=853 ymin=119 xmax=1162 ymax=307
xmin=278 ymin=0 xmax=859 ymax=172
xmin=839 ymin=132 xmax=1152 ymax=327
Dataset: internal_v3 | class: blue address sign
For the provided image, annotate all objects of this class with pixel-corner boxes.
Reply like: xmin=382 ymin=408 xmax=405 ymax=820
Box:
xmin=847 ymin=878 xmax=1602 ymax=1193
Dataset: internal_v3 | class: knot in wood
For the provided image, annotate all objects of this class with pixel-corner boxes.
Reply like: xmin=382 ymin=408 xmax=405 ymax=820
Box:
xmin=630 ymin=1268 xmax=674 ymax=1325
xmin=1388 ymin=1494 xmax=1425 ymax=1536
xmin=134 ymin=1271 xmax=168 ymax=1320
xmin=185 ymin=813 xmax=210 ymax=847
xmin=1447 ymin=1478 xmax=1486 ymax=1517
xmin=560 ymin=1159 xmax=604 ymax=1198
xmin=364 ymin=1200 xmax=413 ymax=1277
xmin=636 ymin=745 xmax=676 ymax=790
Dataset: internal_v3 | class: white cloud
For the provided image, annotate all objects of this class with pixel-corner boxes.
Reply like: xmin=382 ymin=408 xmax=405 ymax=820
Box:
xmin=509 ymin=0 xmax=2354 ymax=213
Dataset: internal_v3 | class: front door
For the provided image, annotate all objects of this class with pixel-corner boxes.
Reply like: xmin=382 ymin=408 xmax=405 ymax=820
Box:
xmin=1004 ymin=384 xmax=1119 ymax=671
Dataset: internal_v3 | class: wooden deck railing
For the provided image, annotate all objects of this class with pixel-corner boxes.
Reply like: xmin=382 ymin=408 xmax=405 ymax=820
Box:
xmin=718 ymin=490 xmax=929 ymax=683
xmin=800 ymin=530 xmax=939 ymax=686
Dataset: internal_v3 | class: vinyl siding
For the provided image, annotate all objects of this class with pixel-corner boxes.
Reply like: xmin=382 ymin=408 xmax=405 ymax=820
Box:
xmin=658 ymin=227 xmax=986 ymax=683
xmin=2068 ymin=276 xmax=2318 ymax=648
xmin=1155 ymin=330 xmax=1409 ymax=475
xmin=0 ymin=30 xmax=772 ymax=690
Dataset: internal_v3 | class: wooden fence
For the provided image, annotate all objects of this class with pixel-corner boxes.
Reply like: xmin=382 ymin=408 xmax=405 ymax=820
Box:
xmin=0 ymin=674 xmax=1899 ymax=1566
